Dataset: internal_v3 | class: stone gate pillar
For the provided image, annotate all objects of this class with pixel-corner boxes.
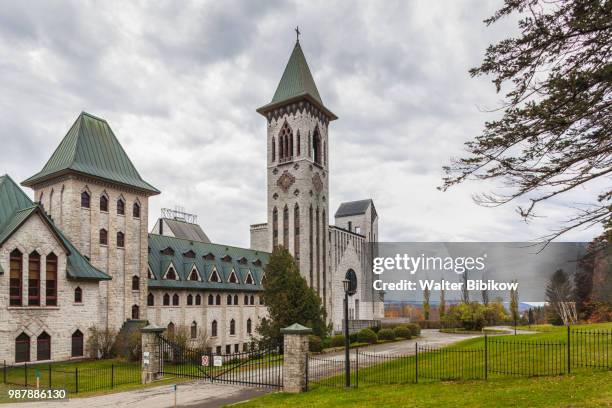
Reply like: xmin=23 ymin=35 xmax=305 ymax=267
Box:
xmin=141 ymin=324 xmax=165 ymax=384
xmin=281 ymin=323 xmax=312 ymax=393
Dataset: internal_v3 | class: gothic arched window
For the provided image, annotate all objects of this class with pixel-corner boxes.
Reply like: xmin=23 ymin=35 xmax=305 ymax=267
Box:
xmin=46 ymin=253 xmax=57 ymax=306
xmin=132 ymin=202 xmax=140 ymax=218
xmin=9 ymin=249 xmax=23 ymax=306
xmin=116 ymin=231 xmax=125 ymax=248
xmin=132 ymin=275 xmax=139 ymax=291
xmin=163 ymin=293 xmax=170 ymax=305
xmin=100 ymin=229 xmax=108 ymax=245
xmin=131 ymin=304 xmax=139 ymax=319
xmin=208 ymin=294 xmax=214 ymax=305
xmin=216 ymin=294 xmax=221 ymax=305
xmin=147 ymin=292 xmax=155 ymax=306
xmin=313 ymin=128 xmax=322 ymax=165
xmin=28 ymin=251 xmax=40 ymax=306
xmin=191 ymin=321 xmax=197 ymax=339
xmin=278 ymin=122 xmax=294 ymax=161
xmin=81 ymin=191 xmax=90 ymax=208
xmin=71 ymin=330 xmax=83 ymax=357
xmin=100 ymin=195 xmax=108 ymax=212
xmin=37 ymin=332 xmax=51 ymax=361
xmin=211 ymin=320 xmax=218 ymax=337
xmin=187 ymin=294 xmax=193 ymax=306
xmin=271 ymin=137 xmax=276 ymax=162
xmin=272 ymin=207 xmax=278 ymax=249
xmin=15 ymin=332 xmax=30 ymax=363
xmin=172 ymin=293 xmax=179 ymax=306
xmin=247 ymin=318 xmax=252 ymax=334
xmin=283 ymin=205 xmax=289 ymax=248
xmin=74 ymin=287 xmax=82 ymax=303
xmin=294 ymin=204 xmax=300 ymax=259
xmin=117 ymin=199 xmax=125 ymax=215
xmin=195 ymin=294 xmax=201 ymax=305
xmin=229 ymin=319 xmax=236 ymax=335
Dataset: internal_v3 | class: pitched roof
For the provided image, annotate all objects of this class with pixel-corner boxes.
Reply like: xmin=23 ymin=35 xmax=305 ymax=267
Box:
xmin=335 ymin=199 xmax=375 ymax=218
xmin=147 ymin=234 xmax=268 ymax=291
xmin=0 ymin=174 xmax=110 ymax=281
xmin=257 ymin=41 xmax=337 ymax=120
xmin=22 ymin=112 xmax=159 ymax=195
xmin=161 ymin=218 xmax=211 ymax=243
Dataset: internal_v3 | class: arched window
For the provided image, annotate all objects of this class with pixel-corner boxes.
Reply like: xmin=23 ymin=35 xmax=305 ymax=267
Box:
xmin=195 ymin=294 xmax=201 ymax=305
xmin=309 ymin=205 xmax=313 ymax=286
xmin=271 ymin=137 xmax=276 ymax=162
xmin=229 ymin=319 xmax=236 ymax=335
xmin=15 ymin=332 xmax=30 ymax=363
xmin=10 ymin=249 xmax=23 ymax=306
xmin=188 ymin=268 xmax=199 ymax=281
xmin=278 ymin=122 xmax=294 ymax=161
xmin=172 ymin=293 xmax=179 ymax=306
xmin=81 ymin=191 xmax=90 ymax=208
xmin=228 ymin=270 xmax=238 ymax=283
xmin=132 ymin=275 xmax=140 ymax=291
xmin=163 ymin=293 xmax=170 ymax=306
xmin=147 ymin=292 xmax=154 ymax=306
xmin=313 ymin=128 xmax=322 ymax=165
xmin=227 ymin=295 xmax=232 ymax=305
xmin=167 ymin=322 xmax=175 ymax=337
xmin=191 ymin=321 xmax=197 ymax=339
xmin=187 ymin=294 xmax=193 ymax=306
xmin=208 ymin=294 xmax=214 ymax=305
xmin=211 ymin=320 xmax=218 ymax=337
xmin=100 ymin=229 xmax=108 ymax=245
xmin=279 ymin=136 xmax=284 ymax=161
xmin=165 ymin=267 xmax=177 ymax=280
xmin=74 ymin=287 xmax=82 ymax=303
xmin=297 ymin=131 xmax=301 ymax=156
xmin=247 ymin=318 xmax=252 ymax=334
xmin=250 ymin=295 xmax=255 ymax=305
xmin=272 ymin=207 xmax=278 ymax=248
xmin=46 ymin=253 xmax=57 ymax=306
xmin=282 ymin=205 xmax=289 ymax=248
xmin=100 ymin=195 xmax=108 ymax=212
xmin=244 ymin=295 xmax=248 ymax=305
xmin=37 ymin=332 xmax=51 ymax=361
xmin=117 ymin=199 xmax=125 ymax=215
xmin=233 ymin=294 xmax=238 ymax=305
xmin=71 ymin=330 xmax=84 ymax=357
xmin=132 ymin=202 xmax=140 ymax=218
xmin=116 ymin=231 xmax=125 ymax=248
xmin=245 ymin=273 xmax=254 ymax=285
xmin=215 ymin=294 xmax=221 ymax=305
xmin=131 ymin=304 xmax=139 ymax=319
xmin=28 ymin=251 xmax=40 ymax=306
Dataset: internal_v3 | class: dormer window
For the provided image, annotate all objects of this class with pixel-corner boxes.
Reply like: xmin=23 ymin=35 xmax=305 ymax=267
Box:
xmin=245 ymin=272 xmax=254 ymax=285
xmin=165 ymin=267 xmax=177 ymax=280
xmin=253 ymin=259 xmax=262 ymax=267
xmin=209 ymin=268 xmax=221 ymax=283
xmin=117 ymin=199 xmax=125 ymax=215
xmin=228 ymin=269 xmax=238 ymax=284
xmin=203 ymin=253 xmax=215 ymax=261
xmin=183 ymin=250 xmax=196 ymax=259
xmin=221 ymin=255 xmax=232 ymax=262
xmin=161 ymin=247 xmax=175 ymax=256
xmin=188 ymin=266 xmax=200 ymax=281
xmin=238 ymin=257 xmax=248 ymax=265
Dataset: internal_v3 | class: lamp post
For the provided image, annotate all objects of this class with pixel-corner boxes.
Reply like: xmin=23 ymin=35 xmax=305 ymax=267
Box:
xmin=342 ymin=278 xmax=351 ymax=388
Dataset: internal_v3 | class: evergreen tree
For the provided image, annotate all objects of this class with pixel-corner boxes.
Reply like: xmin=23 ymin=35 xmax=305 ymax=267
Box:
xmin=423 ymin=286 xmax=431 ymax=320
xmin=257 ymin=247 xmax=327 ymax=347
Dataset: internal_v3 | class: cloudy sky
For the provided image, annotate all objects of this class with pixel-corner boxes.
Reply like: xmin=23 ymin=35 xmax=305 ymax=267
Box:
xmin=0 ymin=0 xmax=603 ymax=247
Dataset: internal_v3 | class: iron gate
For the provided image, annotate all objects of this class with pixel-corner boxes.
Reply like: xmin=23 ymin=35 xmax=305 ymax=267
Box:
xmin=157 ymin=334 xmax=283 ymax=388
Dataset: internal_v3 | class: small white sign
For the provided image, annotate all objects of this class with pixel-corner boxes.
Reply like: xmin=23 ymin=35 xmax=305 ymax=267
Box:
xmin=213 ymin=356 xmax=223 ymax=367
xmin=201 ymin=355 xmax=209 ymax=366
xmin=143 ymin=352 xmax=150 ymax=358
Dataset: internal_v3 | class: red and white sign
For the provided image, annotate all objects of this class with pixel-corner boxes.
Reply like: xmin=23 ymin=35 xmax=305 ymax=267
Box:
xmin=201 ymin=355 xmax=209 ymax=366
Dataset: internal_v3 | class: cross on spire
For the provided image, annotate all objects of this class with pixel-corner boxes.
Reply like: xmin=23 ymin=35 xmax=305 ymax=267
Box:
xmin=295 ymin=26 xmax=300 ymax=42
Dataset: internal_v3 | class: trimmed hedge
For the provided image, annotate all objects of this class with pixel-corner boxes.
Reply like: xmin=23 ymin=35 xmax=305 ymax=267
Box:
xmin=377 ymin=328 xmax=396 ymax=341
xmin=406 ymin=323 xmax=421 ymax=337
xmin=393 ymin=325 xmax=412 ymax=339
xmin=308 ymin=335 xmax=323 ymax=352
xmin=349 ymin=332 xmax=359 ymax=343
xmin=357 ymin=328 xmax=378 ymax=344
xmin=330 ymin=335 xmax=346 ymax=347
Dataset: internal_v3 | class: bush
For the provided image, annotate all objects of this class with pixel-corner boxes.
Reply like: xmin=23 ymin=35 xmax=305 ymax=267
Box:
xmin=308 ymin=335 xmax=323 ymax=352
xmin=393 ymin=325 xmax=412 ymax=339
xmin=349 ymin=332 xmax=359 ymax=343
xmin=377 ymin=328 xmax=396 ymax=341
xmin=330 ymin=335 xmax=346 ymax=347
xmin=87 ymin=326 xmax=118 ymax=359
xmin=321 ymin=337 xmax=332 ymax=349
xmin=406 ymin=323 xmax=421 ymax=337
xmin=357 ymin=328 xmax=378 ymax=344
xmin=443 ymin=302 xmax=488 ymax=331
xmin=417 ymin=320 xmax=443 ymax=329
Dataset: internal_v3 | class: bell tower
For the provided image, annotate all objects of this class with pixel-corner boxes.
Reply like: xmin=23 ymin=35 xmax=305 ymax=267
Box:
xmin=256 ymin=36 xmax=337 ymax=307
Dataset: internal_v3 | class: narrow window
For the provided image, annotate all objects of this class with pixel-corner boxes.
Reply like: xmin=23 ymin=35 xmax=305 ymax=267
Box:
xmin=81 ymin=191 xmax=90 ymax=208
xmin=250 ymin=295 xmax=254 ymax=305
xmin=283 ymin=205 xmax=289 ymax=248
xmin=37 ymin=332 xmax=51 ymax=361
xmin=195 ymin=294 xmax=201 ymax=305
xmin=100 ymin=195 xmax=108 ymax=212
xmin=209 ymin=269 xmax=220 ymax=282
xmin=28 ymin=251 xmax=41 ymax=306
xmin=15 ymin=332 xmax=30 ymax=363
xmin=211 ymin=320 xmax=218 ymax=337
xmin=100 ymin=229 xmax=108 ymax=245
xmin=163 ymin=293 xmax=170 ymax=306
xmin=117 ymin=199 xmax=125 ymax=215
xmin=294 ymin=204 xmax=300 ymax=260
xmin=309 ymin=206 xmax=313 ymax=286
xmin=230 ymin=319 xmax=236 ymax=335
xmin=191 ymin=321 xmax=197 ymax=339
xmin=71 ymin=330 xmax=83 ymax=357
xmin=188 ymin=269 xmax=199 ymax=281
xmin=271 ymin=137 xmax=276 ymax=162
xmin=74 ymin=287 xmax=82 ymax=303
xmin=245 ymin=273 xmax=254 ymax=285
xmin=165 ymin=267 xmax=177 ymax=280
xmin=131 ymin=304 xmax=139 ymax=319
xmin=46 ymin=253 xmax=57 ymax=306
xmin=147 ymin=292 xmax=154 ymax=306
xmin=227 ymin=295 xmax=232 ymax=305
xmin=132 ymin=202 xmax=140 ymax=218
xmin=187 ymin=294 xmax=193 ymax=305
xmin=132 ymin=275 xmax=140 ymax=291
xmin=313 ymin=128 xmax=322 ymax=165
xmin=116 ymin=231 xmax=125 ymax=248
xmin=297 ymin=131 xmax=301 ymax=156
xmin=208 ymin=294 xmax=214 ymax=305
xmin=172 ymin=293 xmax=179 ymax=306
xmin=228 ymin=271 xmax=238 ymax=283
xmin=215 ymin=294 xmax=221 ymax=305
xmin=272 ymin=207 xmax=278 ymax=248
xmin=233 ymin=294 xmax=238 ymax=305
xmin=226 ymin=345 xmax=231 ymax=354
xmin=244 ymin=295 xmax=248 ymax=305
xmin=10 ymin=249 xmax=23 ymax=306
xmin=247 ymin=318 xmax=252 ymax=334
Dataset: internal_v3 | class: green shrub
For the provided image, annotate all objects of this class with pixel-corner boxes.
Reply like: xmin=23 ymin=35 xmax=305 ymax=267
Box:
xmin=349 ymin=332 xmax=359 ymax=343
xmin=443 ymin=302 xmax=488 ymax=331
xmin=357 ymin=328 xmax=378 ymax=344
xmin=393 ymin=325 xmax=412 ymax=339
xmin=321 ymin=337 xmax=332 ymax=349
xmin=330 ymin=335 xmax=346 ymax=347
xmin=371 ymin=325 xmax=381 ymax=333
xmin=308 ymin=335 xmax=323 ymax=352
xmin=377 ymin=328 xmax=396 ymax=341
xmin=406 ymin=323 xmax=421 ymax=337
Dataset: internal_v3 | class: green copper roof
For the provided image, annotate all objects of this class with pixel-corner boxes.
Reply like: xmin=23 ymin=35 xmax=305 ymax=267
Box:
xmin=148 ymin=234 xmax=269 ymax=291
xmin=257 ymin=42 xmax=337 ymax=120
xmin=0 ymin=174 xmax=110 ymax=281
xmin=23 ymin=112 xmax=159 ymax=195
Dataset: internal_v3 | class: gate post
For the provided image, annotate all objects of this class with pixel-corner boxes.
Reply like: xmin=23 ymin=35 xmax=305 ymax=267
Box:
xmin=281 ymin=323 xmax=312 ymax=393
xmin=141 ymin=325 xmax=165 ymax=384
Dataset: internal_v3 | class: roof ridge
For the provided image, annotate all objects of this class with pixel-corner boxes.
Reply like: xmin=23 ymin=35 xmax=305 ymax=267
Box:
xmin=148 ymin=233 xmax=269 ymax=255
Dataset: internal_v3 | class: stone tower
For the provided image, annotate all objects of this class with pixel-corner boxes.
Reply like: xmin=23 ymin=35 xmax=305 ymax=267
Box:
xmin=22 ymin=112 xmax=160 ymax=330
xmin=255 ymin=39 xmax=337 ymax=307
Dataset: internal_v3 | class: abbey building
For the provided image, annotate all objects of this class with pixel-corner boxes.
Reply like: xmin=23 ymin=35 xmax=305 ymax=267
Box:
xmin=0 ymin=39 xmax=383 ymax=364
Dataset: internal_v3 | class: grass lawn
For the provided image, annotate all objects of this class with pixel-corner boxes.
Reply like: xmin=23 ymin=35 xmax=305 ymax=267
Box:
xmin=235 ymin=371 xmax=612 ymax=408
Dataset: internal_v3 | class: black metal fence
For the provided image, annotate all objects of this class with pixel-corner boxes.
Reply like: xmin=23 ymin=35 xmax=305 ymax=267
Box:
xmin=2 ymin=361 xmax=141 ymax=394
xmin=157 ymin=334 xmax=283 ymax=388
xmin=308 ymin=327 xmax=611 ymax=388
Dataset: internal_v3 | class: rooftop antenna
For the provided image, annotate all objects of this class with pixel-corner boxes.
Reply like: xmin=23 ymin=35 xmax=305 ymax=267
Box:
xmin=161 ymin=207 xmax=198 ymax=224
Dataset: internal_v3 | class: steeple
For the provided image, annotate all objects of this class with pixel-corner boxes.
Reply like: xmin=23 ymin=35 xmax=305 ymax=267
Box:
xmin=257 ymin=38 xmax=337 ymax=120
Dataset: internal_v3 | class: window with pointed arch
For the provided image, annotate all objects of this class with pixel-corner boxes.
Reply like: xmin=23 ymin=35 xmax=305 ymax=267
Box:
xmin=15 ymin=332 xmax=30 ymax=363
xmin=233 ymin=294 xmax=238 ymax=305
xmin=117 ymin=199 xmax=125 ymax=215
xmin=294 ymin=204 xmax=300 ymax=259
xmin=229 ymin=319 xmax=236 ymax=336
xmin=283 ymin=205 xmax=289 ymax=248
xmin=46 ymin=253 xmax=57 ymax=306
xmin=28 ymin=251 xmax=41 ymax=306
xmin=10 ymin=249 xmax=23 ymax=306
xmin=100 ymin=195 xmax=108 ymax=212
xmin=172 ymin=293 xmax=179 ymax=306
xmin=227 ymin=294 xmax=232 ymax=305
xmin=100 ymin=229 xmax=108 ymax=245
xmin=132 ymin=275 xmax=140 ymax=291
xmin=131 ymin=304 xmax=139 ymax=319
xmin=195 ymin=294 xmax=201 ymax=306
xmin=133 ymin=202 xmax=140 ymax=218
xmin=165 ymin=267 xmax=177 ymax=280
xmin=187 ymin=294 xmax=193 ymax=306
xmin=215 ymin=294 xmax=221 ymax=305
xmin=116 ymin=231 xmax=125 ymax=248
xmin=250 ymin=295 xmax=255 ymax=305
xmin=163 ymin=293 xmax=170 ymax=306
xmin=211 ymin=320 xmax=218 ymax=337
xmin=247 ymin=318 xmax=252 ymax=334
xmin=191 ymin=321 xmax=197 ymax=339
xmin=147 ymin=292 xmax=155 ymax=306
xmin=313 ymin=128 xmax=322 ymax=165
xmin=208 ymin=294 xmax=214 ymax=305
xmin=81 ymin=191 xmax=90 ymax=208
xmin=278 ymin=122 xmax=294 ymax=161
xmin=37 ymin=332 xmax=51 ymax=361
xmin=272 ymin=207 xmax=278 ymax=248
xmin=271 ymin=137 xmax=276 ymax=162
xmin=244 ymin=295 xmax=248 ymax=305
xmin=71 ymin=330 xmax=84 ymax=357
xmin=74 ymin=287 xmax=82 ymax=303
